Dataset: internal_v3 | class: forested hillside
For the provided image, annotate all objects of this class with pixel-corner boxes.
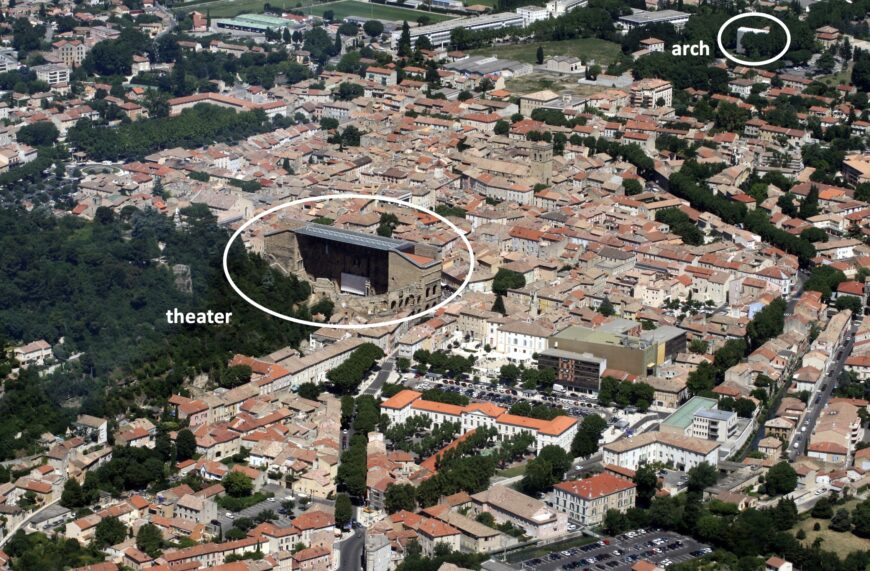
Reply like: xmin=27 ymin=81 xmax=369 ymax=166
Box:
xmin=0 ymin=205 xmax=311 ymax=459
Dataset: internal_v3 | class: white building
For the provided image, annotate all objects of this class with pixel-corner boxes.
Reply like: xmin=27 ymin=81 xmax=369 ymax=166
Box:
xmin=491 ymin=320 xmax=550 ymax=362
xmin=381 ymin=390 xmax=578 ymax=453
xmin=689 ymin=409 xmax=738 ymax=443
xmin=365 ymin=534 xmax=391 ymax=571
xmin=232 ymin=337 xmax=366 ymax=394
xmin=74 ymin=415 xmax=109 ymax=445
xmin=545 ymin=0 xmax=588 ymax=16
xmin=471 ymin=486 xmax=567 ymax=539
xmin=392 ymin=12 xmax=525 ymax=48
xmin=629 ymin=78 xmax=673 ymax=109
xmin=33 ymin=63 xmax=71 ymax=85
xmin=618 ymin=9 xmax=690 ymax=31
xmin=516 ymin=5 xmax=549 ymax=26
xmin=13 ymin=339 xmax=52 ymax=367
xmin=602 ymin=431 xmax=720 ymax=471
xmin=845 ymin=356 xmax=870 ymax=381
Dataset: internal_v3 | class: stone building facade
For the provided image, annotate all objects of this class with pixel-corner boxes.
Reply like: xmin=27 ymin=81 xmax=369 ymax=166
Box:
xmin=264 ymin=222 xmax=442 ymax=317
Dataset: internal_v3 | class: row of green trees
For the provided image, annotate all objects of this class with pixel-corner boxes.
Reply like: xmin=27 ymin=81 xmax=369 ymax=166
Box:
xmin=67 ymin=104 xmax=274 ymax=162
xmin=337 ymin=396 xmax=381 ymax=499
xmin=598 ymin=377 xmax=655 ymax=410
xmin=326 ymin=343 xmax=385 ymax=394
xmin=668 ymin=160 xmax=817 ymax=266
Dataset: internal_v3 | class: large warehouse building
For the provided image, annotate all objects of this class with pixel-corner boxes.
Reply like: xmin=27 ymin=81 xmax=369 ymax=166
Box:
xmin=547 ymin=323 xmax=686 ymax=377
xmin=264 ymin=222 xmax=442 ymax=317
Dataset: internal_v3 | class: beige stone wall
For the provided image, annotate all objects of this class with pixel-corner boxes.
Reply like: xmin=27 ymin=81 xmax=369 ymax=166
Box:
xmin=265 ymin=226 xmax=442 ymax=318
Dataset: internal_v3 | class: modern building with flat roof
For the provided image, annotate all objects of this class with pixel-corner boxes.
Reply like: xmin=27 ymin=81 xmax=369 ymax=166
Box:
xmin=661 ymin=396 xmax=738 ymax=443
xmin=213 ymin=13 xmax=294 ymax=34
xmin=537 ymin=348 xmax=605 ymax=394
xmin=392 ymin=12 xmax=524 ymax=48
xmin=661 ymin=396 xmax=719 ymax=432
xmin=617 ymin=9 xmax=690 ymax=30
xmin=548 ymin=324 xmax=686 ymax=377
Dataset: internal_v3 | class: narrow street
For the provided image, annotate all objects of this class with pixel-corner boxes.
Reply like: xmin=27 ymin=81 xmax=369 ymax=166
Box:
xmin=788 ymin=318 xmax=860 ymax=461
xmin=338 ymin=528 xmax=366 ymax=571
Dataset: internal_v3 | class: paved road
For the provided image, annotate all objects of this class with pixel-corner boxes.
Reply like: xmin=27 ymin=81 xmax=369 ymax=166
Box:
xmin=362 ymin=357 xmax=395 ymax=397
xmin=788 ymin=318 xmax=860 ymax=460
xmin=0 ymin=499 xmax=62 ymax=548
xmin=746 ymin=273 xmax=809 ymax=453
xmin=338 ymin=528 xmax=366 ymax=571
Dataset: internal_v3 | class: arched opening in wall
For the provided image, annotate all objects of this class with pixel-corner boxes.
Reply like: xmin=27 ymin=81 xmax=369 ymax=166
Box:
xmin=405 ymin=296 xmax=413 ymax=307
xmin=390 ymin=300 xmax=397 ymax=310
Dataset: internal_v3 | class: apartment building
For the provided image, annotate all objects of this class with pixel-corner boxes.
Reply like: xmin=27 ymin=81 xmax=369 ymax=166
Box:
xmin=629 ymin=79 xmax=673 ymax=109
xmin=552 ymin=473 xmax=637 ymax=526
xmin=33 ymin=63 xmax=71 ymax=85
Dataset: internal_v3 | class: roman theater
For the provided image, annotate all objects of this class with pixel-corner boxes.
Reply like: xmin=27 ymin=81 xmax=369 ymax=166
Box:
xmin=264 ymin=221 xmax=442 ymax=318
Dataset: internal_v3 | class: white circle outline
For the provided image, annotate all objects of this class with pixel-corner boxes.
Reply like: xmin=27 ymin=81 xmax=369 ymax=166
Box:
xmin=222 ymin=193 xmax=476 ymax=330
xmin=716 ymin=12 xmax=792 ymax=67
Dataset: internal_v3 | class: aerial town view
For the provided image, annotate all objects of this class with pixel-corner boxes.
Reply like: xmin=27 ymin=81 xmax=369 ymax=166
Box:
xmin=1 ymin=0 xmax=870 ymax=568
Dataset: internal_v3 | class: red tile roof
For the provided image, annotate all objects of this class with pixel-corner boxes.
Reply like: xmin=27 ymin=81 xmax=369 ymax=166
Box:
xmin=554 ymin=473 xmax=636 ymax=499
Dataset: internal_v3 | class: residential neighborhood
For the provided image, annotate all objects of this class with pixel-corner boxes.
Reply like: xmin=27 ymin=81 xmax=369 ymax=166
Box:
xmin=0 ymin=0 xmax=869 ymax=569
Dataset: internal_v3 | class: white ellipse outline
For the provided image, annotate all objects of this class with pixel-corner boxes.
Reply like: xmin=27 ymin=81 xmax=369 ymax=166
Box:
xmin=222 ymin=193 xmax=475 ymax=330
xmin=716 ymin=12 xmax=792 ymax=67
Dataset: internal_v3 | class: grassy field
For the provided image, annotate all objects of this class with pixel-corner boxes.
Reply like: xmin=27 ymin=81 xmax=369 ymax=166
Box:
xmin=470 ymin=38 xmax=622 ymax=66
xmin=496 ymin=464 xmax=526 ymax=477
xmin=181 ymin=0 xmax=455 ymax=21
xmin=177 ymin=0 xmax=296 ymax=17
xmin=793 ymin=499 xmax=868 ymax=555
xmin=820 ymin=62 xmax=853 ymax=86
xmin=316 ymin=1 xmax=456 ymax=21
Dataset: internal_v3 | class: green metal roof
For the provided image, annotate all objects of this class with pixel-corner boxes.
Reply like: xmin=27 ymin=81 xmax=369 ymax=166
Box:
xmin=661 ymin=396 xmax=718 ymax=429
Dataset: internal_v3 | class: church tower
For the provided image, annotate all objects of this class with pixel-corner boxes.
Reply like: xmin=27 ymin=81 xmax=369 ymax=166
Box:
xmin=528 ymin=140 xmax=553 ymax=184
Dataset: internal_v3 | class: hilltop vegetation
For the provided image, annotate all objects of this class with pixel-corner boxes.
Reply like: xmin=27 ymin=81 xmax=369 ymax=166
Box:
xmin=0 ymin=205 xmax=312 ymax=459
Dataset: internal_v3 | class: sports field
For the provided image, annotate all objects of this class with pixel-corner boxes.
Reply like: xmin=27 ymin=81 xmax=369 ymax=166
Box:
xmin=318 ymin=0 xmax=455 ymax=21
xmin=181 ymin=0 xmax=455 ymax=22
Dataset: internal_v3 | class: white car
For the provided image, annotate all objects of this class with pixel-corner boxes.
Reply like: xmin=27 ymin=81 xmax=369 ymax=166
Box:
xmin=226 ymin=512 xmax=235 ymax=519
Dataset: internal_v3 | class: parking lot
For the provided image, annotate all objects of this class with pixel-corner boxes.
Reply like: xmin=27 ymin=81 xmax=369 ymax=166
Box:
xmin=214 ymin=488 xmax=334 ymax=535
xmin=407 ymin=376 xmax=607 ymax=420
xmin=515 ymin=529 xmax=710 ymax=571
